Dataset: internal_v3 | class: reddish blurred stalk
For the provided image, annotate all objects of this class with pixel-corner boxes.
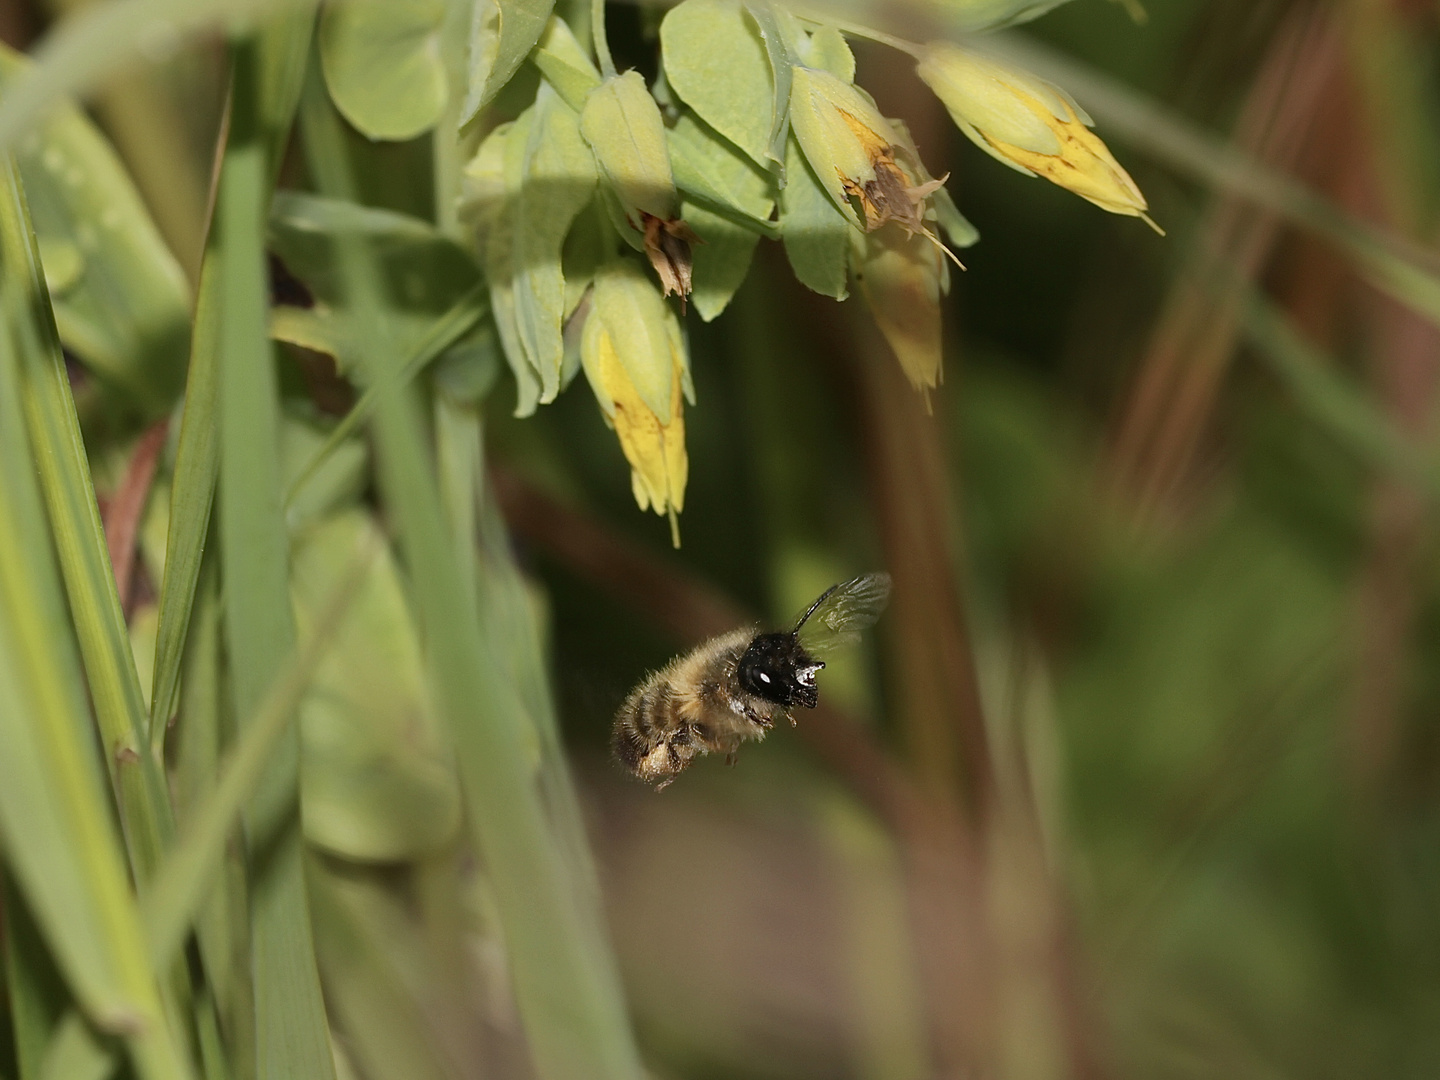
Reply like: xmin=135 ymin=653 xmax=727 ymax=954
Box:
xmin=1107 ymin=5 xmax=1342 ymax=518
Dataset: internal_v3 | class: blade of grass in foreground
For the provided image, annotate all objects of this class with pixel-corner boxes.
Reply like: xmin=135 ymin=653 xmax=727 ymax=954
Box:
xmin=214 ymin=25 xmax=336 ymax=1080
xmin=151 ymin=8 xmax=317 ymax=744
xmin=1 ymin=142 xmax=173 ymax=886
xmin=299 ymin=71 xmax=645 ymax=1080
xmin=0 ymin=163 xmax=191 ymax=1080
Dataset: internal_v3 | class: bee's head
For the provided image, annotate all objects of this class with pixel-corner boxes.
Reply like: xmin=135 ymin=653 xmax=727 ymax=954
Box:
xmin=737 ymin=632 xmax=824 ymax=709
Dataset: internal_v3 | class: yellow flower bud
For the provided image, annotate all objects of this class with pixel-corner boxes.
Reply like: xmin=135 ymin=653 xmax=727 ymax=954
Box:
xmin=916 ymin=43 xmax=1154 ymax=224
xmin=580 ymin=261 xmax=693 ymax=545
xmin=789 ymin=65 xmax=945 ymax=238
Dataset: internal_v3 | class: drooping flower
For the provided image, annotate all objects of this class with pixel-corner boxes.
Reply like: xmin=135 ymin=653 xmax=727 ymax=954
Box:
xmin=916 ymin=43 xmax=1156 ymax=227
xmin=853 ymin=223 xmax=949 ymax=398
xmin=580 ymin=260 xmax=693 ymax=545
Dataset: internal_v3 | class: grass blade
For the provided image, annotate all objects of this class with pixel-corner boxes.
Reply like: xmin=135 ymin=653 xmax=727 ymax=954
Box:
xmin=148 ymin=261 xmax=220 ymax=740
xmin=0 ymin=0 xmax=313 ymax=154
xmin=1240 ymin=290 xmax=1440 ymax=497
xmin=214 ymin=25 xmax=336 ymax=1080
xmin=0 ymin=162 xmax=191 ymax=1080
xmin=299 ymin=65 xmax=646 ymax=1080
xmin=2 ymin=150 xmax=173 ymax=884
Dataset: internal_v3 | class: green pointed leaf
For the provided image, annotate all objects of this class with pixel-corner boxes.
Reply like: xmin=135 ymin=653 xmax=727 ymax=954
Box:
xmin=683 ymin=199 xmax=761 ymax=321
xmin=463 ymin=0 xmax=557 ymax=123
xmin=779 ymin=135 xmax=849 ymax=299
xmin=319 ymin=0 xmax=447 ymax=141
xmin=0 ymin=160 xmax=192 ymax=1080
xmin=668 ymin=110 xmax=777 ymax=233
xmin=661 ymin=0 xmax=774 ymax=170
xmin=742 ymin=0 xmax=799 ymax=175
xmin=511 ymin=85 xmax=597 ymax=403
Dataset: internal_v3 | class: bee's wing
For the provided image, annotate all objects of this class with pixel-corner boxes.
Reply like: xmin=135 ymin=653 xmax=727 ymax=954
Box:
xmin=793 ymin=572 xmax=892 ymax=657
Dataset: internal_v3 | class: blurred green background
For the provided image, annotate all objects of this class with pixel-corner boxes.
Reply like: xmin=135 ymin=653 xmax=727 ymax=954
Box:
xmin=2 ymin=1 xmax=1440 ymax=1079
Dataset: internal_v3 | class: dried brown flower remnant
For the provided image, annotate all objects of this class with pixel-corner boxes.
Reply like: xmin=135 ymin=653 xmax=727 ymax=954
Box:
xmin=642 ymin=212 xmax=700 ymax=302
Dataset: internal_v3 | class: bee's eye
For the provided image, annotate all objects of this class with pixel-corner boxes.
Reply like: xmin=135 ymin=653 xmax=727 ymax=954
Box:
xmin=759 ymin=672 xmax=771 ymax=684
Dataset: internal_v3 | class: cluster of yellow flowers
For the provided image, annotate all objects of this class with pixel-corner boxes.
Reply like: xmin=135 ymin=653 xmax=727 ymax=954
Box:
xmin=465 ymin=0 xmax=1153 ymax=545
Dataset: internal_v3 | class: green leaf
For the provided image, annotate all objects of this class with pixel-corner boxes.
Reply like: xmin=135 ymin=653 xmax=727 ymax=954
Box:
xmin=6 ymin=154 xmax=173 ymax=887
xmin=303 ymin=88 xmax=648 ymax=1080
xmin=470 ymin=116 xmax=544 ymax=415
xmin=683 ymin=200 xmax=761 ymax=321
xmin=307 ymin=868 xmax=453 ymax=1080
xmin=278 ymin=414 xmax=368 ymax=535
xmin=319 ymin=0 xmax=448 ymax=141
xmin=4 ymin=875 xmax=69 ymax=1080
xmin=668 ymin=110 xmax=777 ymax=234
xmin=508 ymin=85 xmax=597 ymax=402
xmin=293 ymin=511 xmax=462 ymax=862
xmin=150 ymin=4 xmax=317 ymax=740
xmin=661 ymin=0 xmax=774 ymax=170
xmin=531 ymin=14 xmax=601 ymax=113
xmin=142 ymin=539 xmax=372 ymax=975
xmin=215 ymin=32 xmax=335 ymax=1080
xmin=742 ymin=0 xmax=800 ymax=175
xmin=0 ymin=46 xmax=189 ymax=416
xmin=779 ymin=135 xmax=850 ymax=299
xmin=0 ymin=160 xmax=192 ymax=1080
xmin=463 ymin=0 xmax=557 ymax=124
xmin=0 ymin=0 xmax=313 ymax=155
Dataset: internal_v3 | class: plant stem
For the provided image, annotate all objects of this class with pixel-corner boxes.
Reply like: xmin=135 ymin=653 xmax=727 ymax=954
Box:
xmin=592 ymin=0 xmax=616 ymax=79
xmin=794 ymin=11 xmax=924 ymax=59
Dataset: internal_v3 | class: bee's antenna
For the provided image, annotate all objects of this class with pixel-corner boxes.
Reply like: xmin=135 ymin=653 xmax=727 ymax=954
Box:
xmin=793 ymin=582 xmax=841 ymax=632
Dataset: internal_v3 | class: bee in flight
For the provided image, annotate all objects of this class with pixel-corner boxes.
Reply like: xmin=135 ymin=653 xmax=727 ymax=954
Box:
xmin=612 ymin=573 xmax=892 ymax=790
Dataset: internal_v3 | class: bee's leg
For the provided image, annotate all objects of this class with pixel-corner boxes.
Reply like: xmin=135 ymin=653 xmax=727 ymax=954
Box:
xmin=725 ymin=753 xmax=737 ymax=767
xmin=654 ymin=777 xmax=674 ymax=792
xmin=743 ymin=705 xmax=772 ymax=731
xmin=786 ymin=710 xmax=796 ymax=727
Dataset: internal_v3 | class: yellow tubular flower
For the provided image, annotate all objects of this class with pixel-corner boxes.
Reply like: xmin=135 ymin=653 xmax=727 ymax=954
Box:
xmin=580 ymin=262 xmax=692 ymax=546
xmin=916 ymin=43 xmax=1157 ymax=226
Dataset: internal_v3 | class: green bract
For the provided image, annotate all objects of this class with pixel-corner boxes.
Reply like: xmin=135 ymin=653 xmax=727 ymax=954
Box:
xmin=660 ymin=0 xmax=774 ymax=169
xmin=463 ymin=0 xmax=557 ymax=123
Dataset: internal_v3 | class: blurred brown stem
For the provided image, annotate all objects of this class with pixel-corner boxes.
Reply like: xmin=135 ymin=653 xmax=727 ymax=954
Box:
xmin=103 ymin=417 xmax=168 ymax=618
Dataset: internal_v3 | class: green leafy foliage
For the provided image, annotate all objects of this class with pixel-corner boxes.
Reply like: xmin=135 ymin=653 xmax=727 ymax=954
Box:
xmin=319 ymin=0 xmax=448 ymax=140
xmin=5 ymin=3 xmax=1440 ymax=1080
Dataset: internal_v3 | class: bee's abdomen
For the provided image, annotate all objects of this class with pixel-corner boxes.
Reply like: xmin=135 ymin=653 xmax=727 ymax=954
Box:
xmin=612 ymin=677 xmax=676 ymax=772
